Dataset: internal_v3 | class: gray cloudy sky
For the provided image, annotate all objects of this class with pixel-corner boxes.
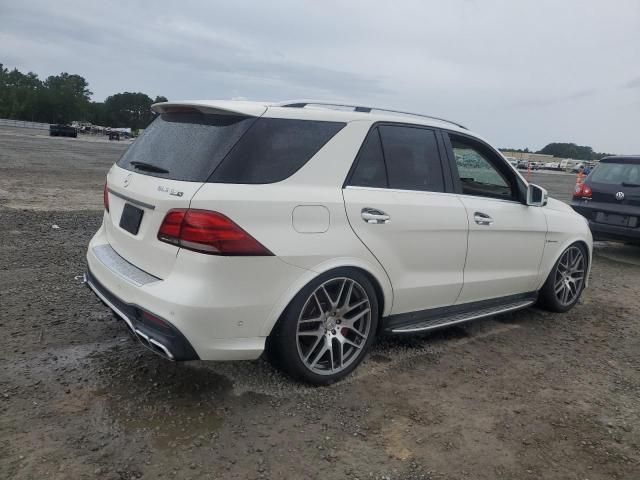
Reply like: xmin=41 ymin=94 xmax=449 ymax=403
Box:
xmin=2 ymin=0 xmax=639 ymax=153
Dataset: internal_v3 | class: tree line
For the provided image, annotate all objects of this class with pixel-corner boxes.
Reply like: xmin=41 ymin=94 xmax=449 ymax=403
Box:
xmin=501 ymin=143 xmax=613 ymax=161
xmin=0 ymin=63 xmax=167 ymax=129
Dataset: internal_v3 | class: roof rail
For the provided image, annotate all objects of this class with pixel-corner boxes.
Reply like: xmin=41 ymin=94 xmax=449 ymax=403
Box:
xmin=274 ymin=100 xmax=467 ymax=130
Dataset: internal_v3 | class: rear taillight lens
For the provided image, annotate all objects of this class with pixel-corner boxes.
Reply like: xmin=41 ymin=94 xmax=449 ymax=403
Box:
xmin=573 ymin=183 xmax=592 ymax=199
xmin=103 ymin=182 xmax=110 ymax=212
xmin=158 ymin=209 xmax=273 ymax=256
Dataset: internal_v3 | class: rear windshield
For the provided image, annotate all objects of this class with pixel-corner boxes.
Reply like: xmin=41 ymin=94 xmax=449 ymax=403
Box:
xmin=117 ymin=113 xmax=345 ymax=184
xmin=117 ymin=113 xmax=255 ymax=181
xmin=590 ymin=162 xmax=640 ymax=185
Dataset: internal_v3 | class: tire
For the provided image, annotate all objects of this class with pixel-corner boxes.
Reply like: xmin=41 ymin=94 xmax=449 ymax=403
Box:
xmin=267 ymin=268 xmax=379 ymax=385
xmin=538 ymin=242 xmax=588 ymax=312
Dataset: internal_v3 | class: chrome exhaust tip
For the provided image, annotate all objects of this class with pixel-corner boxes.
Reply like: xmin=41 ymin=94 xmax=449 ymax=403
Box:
xmin=134 ymin=329 xmax=175 ymax=361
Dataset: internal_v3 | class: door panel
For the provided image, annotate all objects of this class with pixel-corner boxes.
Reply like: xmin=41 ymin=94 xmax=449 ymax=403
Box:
xmin=456 ymin=196 xmax=547 ymax=303
xmin=443 ymin=132 xmax=547 ymax=303
xmin=344 ymin=187 xmax=468 ymax=314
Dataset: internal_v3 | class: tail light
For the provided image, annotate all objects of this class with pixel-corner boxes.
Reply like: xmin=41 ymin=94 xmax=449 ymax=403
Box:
xmin=573 ymin=183 xmax=592 ymax=199
xmin=103 ymin=182 xmax=110 ymax=212
xmin=158 ymin=209 xmax=273 ymax=256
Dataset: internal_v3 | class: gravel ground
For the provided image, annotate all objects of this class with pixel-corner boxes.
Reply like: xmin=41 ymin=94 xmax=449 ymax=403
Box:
xmin=1 ymin=127 xmax=639 ymax=479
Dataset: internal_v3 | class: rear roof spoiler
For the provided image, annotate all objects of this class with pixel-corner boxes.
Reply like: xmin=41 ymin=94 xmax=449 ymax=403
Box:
xmin=151 ymin=100 xmax=268 ymax=117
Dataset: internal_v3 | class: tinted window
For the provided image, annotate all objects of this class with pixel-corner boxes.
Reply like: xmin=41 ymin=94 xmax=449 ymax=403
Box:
xmin=211 ymin=118 xmax=345 ymax=184
xmin=349 ymin=129 xmax=387 ymax=188
xmin=590 ymin=162 xmax=640 ymax=185
xmin=378 ymin=125 xmax=444 ymax=192
xmin=450 ymin=136 xmax=514 ymax=200
xmin=117 ymin=113 xmax=255 ymax=181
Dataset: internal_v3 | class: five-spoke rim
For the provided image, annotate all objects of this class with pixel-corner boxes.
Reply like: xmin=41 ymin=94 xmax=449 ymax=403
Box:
xmin=554 ymin=246 xmax=585 ymax=306
xmin=296 ymin=277 xmax=372 ymax=375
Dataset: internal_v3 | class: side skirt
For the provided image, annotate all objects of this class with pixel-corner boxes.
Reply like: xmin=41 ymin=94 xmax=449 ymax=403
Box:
xmin=384 ymin=292 xmax=538 ymax=334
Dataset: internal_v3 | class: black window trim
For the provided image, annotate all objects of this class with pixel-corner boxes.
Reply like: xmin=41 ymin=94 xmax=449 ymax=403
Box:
xmin=343 ymin=121 xmax=453 ymax=194
xmin=441 ymin=129 xmax=527 ymax=204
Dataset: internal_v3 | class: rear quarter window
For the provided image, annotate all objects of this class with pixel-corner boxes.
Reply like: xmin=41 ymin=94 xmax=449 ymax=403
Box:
xmin=210 ymin=118 xmax=345 ymax=184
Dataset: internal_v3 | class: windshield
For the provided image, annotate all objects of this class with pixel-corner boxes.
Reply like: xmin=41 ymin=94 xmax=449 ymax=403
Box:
xmin=590 ymin=162 xmax=640 ymax=185
xmin=117 ymin=112 xmax=256 ymax=181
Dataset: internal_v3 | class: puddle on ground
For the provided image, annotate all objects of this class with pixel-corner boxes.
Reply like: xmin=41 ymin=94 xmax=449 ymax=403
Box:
xmin=103 ymin=395 xmax=225 ymax=449
xmin=93 ymin=349 xmax=233 ymax=449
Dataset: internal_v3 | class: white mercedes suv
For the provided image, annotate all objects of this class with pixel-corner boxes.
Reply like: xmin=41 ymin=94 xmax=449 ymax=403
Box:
xmin=86 ymin=100 xmax=592 ymax=385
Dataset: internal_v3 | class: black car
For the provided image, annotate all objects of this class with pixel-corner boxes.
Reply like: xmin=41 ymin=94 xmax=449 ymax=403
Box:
xmin=571 ymin=156 xmax=640 ymax=244
xmin=49 ymin=124 xmax=77 ymax=138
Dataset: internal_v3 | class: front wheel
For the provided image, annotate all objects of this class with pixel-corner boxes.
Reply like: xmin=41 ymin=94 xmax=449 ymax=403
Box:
xmin=538 ymin=243 xmax=587 ymax=312
xmin=268 ymin=269 xmax=379 ymax=385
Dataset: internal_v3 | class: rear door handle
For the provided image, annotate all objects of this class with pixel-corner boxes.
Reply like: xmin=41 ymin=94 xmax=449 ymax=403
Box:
xmin=474 ymin=212 xmax=494 ymax=226
xmin=361 ymin=208 xmax=390 ymax=224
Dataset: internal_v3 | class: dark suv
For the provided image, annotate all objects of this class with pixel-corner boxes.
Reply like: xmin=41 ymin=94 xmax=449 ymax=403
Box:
xmin=571 ymin=156 xmax=640 ymax=244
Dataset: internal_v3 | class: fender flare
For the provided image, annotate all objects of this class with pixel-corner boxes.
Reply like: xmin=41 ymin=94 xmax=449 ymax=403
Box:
xmin=260 ymin=257 xmax=393 ymax=337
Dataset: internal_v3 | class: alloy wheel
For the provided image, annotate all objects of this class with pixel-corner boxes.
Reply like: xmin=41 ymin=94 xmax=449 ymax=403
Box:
xmin=553 ymin=246 xmax=585 ymax=306
xmin=296 ymin=277 xmax=372 ymax=375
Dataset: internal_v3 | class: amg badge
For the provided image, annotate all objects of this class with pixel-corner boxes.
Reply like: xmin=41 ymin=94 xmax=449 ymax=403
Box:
xmin=157 ymin=185 xmax=184 ymax=197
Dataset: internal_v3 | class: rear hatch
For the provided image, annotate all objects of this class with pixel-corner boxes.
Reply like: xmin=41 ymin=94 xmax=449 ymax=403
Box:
xmin=104 ymin=104 xmax=264 ymax=278
xmin=584 ymin=159 xmax=640 ymax=226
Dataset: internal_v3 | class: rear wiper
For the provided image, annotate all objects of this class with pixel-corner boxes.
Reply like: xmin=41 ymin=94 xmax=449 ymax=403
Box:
xmin=622 ymin=181 xmax=640 ymax=187
xmin=130 ymin=161 xmax=169 ymax=174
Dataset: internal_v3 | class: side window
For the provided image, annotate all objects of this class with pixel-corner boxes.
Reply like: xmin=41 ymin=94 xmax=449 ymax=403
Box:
xmin=210 ymin=118 xmax=345 ymax=184
xmin=349 ymin=128 xmax=388 ymax=188
xmin=378 ymin=125 xmax=445 ymax=192
xmin=449 ymin=135 xmax=515 ymax=200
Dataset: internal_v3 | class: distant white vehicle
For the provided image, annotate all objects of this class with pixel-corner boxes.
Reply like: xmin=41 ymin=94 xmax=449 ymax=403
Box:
xmin=85 ymin=99 xmax=593 ymax=384
xmin=505 ymin=157 xmax=518 ymax=167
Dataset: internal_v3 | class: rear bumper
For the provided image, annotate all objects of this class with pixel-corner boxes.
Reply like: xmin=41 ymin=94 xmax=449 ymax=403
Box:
xmin=85 ymin=269 xmax=199 ymax=361
xmin=572 ymin=201 xmax=640 ymax=243
xmin=86 ymin=223 xmax=309 ymax=361
xmin=586 ymin=222 xmax=640 ymax=242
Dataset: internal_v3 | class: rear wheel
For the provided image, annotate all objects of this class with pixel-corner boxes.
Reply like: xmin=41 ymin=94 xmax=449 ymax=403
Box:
xmin=268 ymin=269 xmax=379 ymax=385
xmin=538 ymin=243 xmax=587 ymax=312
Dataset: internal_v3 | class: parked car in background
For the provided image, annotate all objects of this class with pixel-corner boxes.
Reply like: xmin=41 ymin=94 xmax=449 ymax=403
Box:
xmin=86 ymin=99 xmax=593 ymax=384
xmin=572 ymin=156 xmax=640 ymax=244
xmin=571 ymin=163 xmax=586 ymax=173
xmin=49 ymin=124 xmax=77 ymax=138
xmin=505 ymin=157 xmax=518 ymax=168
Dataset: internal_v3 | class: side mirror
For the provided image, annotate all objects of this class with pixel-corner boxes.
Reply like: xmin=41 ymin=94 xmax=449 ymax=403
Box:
xmin=526 ymin=183 xmax=548 ymax=207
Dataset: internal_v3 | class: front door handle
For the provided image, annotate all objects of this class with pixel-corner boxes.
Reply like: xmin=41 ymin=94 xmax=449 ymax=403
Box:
xmin=361 ymin=208 xmax=390 ymax=224
xmin=474 ymin=212 xmax=494 ymax=226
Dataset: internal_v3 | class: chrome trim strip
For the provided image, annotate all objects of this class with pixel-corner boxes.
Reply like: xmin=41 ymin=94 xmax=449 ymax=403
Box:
xmin=93 ymin=244 xmax=160 ymax=287
xmin=107 ymin=188 xmax=155 ymax=210
xmin=86 ymin=273 xmax=176 ymax=361
xmin=85 ymin=275 xmax=135 ymax=332
xmin=391 ymin=300 xmax=535 ymax=333
xmin=135 ymin=328 xmax=149 ymax=343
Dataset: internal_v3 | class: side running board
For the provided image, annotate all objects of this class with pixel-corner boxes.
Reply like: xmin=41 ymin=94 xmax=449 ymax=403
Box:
xmin=386 ymin=294 xmax=537 ymax=334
